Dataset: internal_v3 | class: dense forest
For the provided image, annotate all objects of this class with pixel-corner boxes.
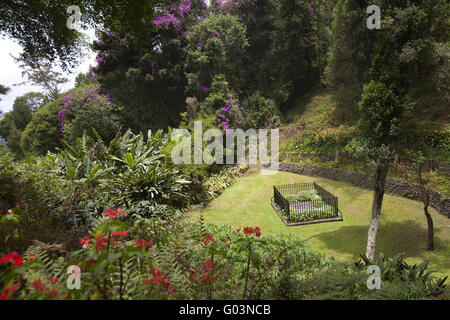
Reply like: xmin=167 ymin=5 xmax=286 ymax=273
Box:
xmin=0 ymin=0 xmax=448 ymax=301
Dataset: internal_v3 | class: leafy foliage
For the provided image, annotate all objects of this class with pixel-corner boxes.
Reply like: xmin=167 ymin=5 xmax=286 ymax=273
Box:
xmin=242 ymin=92 xmax=280 ymax=129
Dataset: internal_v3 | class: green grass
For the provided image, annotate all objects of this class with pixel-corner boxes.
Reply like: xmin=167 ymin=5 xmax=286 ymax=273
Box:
xmin=190 ymin=171 xmax=450 ymax=277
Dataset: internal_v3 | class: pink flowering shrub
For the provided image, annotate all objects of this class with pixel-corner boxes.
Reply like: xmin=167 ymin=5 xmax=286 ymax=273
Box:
xmin=57 ymin=86 xmax=121 ymax=144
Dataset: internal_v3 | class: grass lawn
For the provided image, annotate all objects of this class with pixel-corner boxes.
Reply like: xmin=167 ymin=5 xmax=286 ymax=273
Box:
xmin=190 ymin=170 xmax=450 ymax=277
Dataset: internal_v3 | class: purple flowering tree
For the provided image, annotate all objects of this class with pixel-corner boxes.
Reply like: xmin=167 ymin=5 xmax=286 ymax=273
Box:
xmin=57 ymin=86 xmax=121 ymax=144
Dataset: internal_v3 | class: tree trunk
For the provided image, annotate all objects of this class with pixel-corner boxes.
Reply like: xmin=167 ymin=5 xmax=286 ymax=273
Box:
xmin=417 ymin=166 xmax=434 ymax=250
xmin=366 ymin=161 xmax=389 ymax=260
xmin=334 ymin=150 xmax=340 ymax=165
xmin=394 ymin=153 xmax=399 ymax=166
xmin=424 ymin=203 xmax=434 ymax=251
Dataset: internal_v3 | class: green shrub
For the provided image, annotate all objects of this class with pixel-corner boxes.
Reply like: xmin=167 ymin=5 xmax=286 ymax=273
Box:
xmin=270 ymin=254 xmax=448 ymax=300
xmin=59 ymin=86 xmax=123 ymax=146
xmin=243 ymin=91 xmax=281 ymax=129
xmin=21 ymin=96 xmax=64 ymax=155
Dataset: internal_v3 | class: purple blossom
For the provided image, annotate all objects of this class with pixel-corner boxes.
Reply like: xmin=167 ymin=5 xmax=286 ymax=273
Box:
xmin=153 ymin=0 xmax=193 ymax=29
xmin=222 ymin=100 xmax=233 ymax=113
xmin=197 ymin=39 xmax=205 ymax=50
xmin=200 ymin=85 xmax=210 ymax=92
xmin=151 ymin=62 xmax=159 ymax=78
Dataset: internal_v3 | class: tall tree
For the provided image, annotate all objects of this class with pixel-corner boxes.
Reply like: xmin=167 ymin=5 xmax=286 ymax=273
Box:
xmin=326 ymin=0 xmax=449 ymax=120
xmin=0 ymin=84 xmax=10 ymax=98
xmin=0 ymin=85 xmax=10 ymax=115
xmin=327 ymin=0 xmax=448 ymax=260
xmin=1 ymin=0 xmax=86 ymax=69
xmin=0 ymin=93 xmax=34 ymax=157
xmin=358 ymin=80 xmax=403 ymax=260
xmin=93 ymin=0 xmax=208 ymax=133
xmin=272 ymin=0 xmax=318 ymax=109
xmin=16 ymin=92 xmax=47 ymax=113
xmin=13 ymin=57 xmax=69 ymax=101
xmin=0 ymin=0 xmax=161 ymax=69
xmin=412 ymin=152 xmax=434 ymax=251
xmin=185 ymin=13 xmax=249 ymax=97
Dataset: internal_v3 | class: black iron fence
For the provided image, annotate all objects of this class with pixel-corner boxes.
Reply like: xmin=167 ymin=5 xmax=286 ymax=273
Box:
xmin=273 ymin=182 xmax=341 ymax=224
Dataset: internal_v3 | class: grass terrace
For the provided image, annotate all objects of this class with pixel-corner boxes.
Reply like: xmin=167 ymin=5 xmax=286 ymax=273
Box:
xmin=190 ymin=170 xmax=450 ymax=277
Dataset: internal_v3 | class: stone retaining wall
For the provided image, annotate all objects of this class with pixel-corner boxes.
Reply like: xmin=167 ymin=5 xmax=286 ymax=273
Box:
xmin=265 ymin=162 xmax=450 ymax=217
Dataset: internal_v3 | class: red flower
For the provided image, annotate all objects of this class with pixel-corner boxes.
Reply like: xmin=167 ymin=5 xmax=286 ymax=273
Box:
xmin=198 ymin=273 xmax=209 ymax=284
xmin=47 ymin=289 xmax=58 ymax=298
xmin=104 ymin=207 xmax=127 ymax=219
xmin=0 ymin=252 xmax=24 ymax=266
xmin=189 ymin=269 xmax=199 ymax=280
xmin=80 ymin=236 xmax=92 ymax=246
xmin=203 ymin=234 xmax=215 ymax=245
xmin=94 ymin=235 xmax=109 ymax=251
xmin=110 ymin=237 xmax=119 ymax=245
xmin=145 ymin=267 xmax=171 ymax=290
xmin=0 ymin=283 xmax=20 ymax=300
xmin=28 ymin=253 xmax=36 ymax=261
xmin=254 ymin=226 xmax=261 ymax=237
xmin=202 ymin=260 xmax=216 ymax=272
xmin=47 ymin=276 xmax=59 ymax=284
xmin=32 ymin=279 xmax=44 ymax=291
xmin=142 ymin=267 xmax=175 ymax=296
xmin=242 ymin=226 xmax=261 ymax=237
xmin=198 ymin=272 xmax=215 ymax=284
xmin=135 ymin=238 xmax=152 ymax=247
xmin=111 ymin=230 xmax=129 ymax=237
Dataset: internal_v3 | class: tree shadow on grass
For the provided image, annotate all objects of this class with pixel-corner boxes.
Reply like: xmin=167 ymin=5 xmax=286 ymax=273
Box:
xmin=311 ymin=220 xmax=450 ymax=270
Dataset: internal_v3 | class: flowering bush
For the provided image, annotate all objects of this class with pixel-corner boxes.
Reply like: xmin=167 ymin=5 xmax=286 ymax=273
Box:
xmin=0 ymin=214 xmax=333 ymax=300
xmin=57 ymin=86 xmax=122 ymax=145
